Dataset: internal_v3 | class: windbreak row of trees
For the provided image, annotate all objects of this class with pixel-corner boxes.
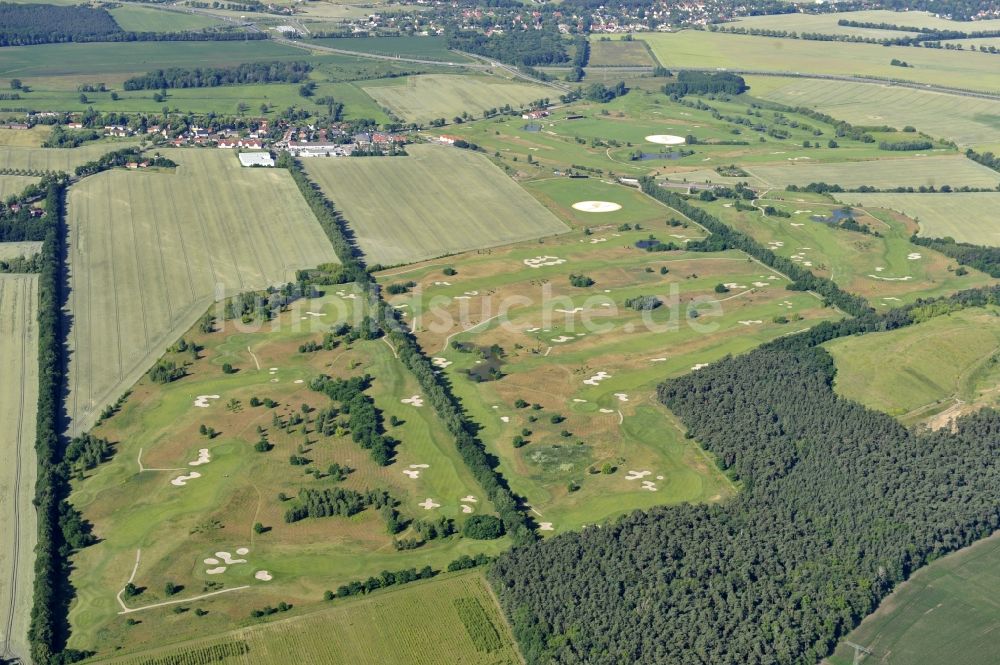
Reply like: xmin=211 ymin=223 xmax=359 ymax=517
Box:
xmin=122 ymin=61 xmax=312 ymax=90
xmin=74 ymin=148 xmax=175 ymax=177
xmin=280 ymin=153 xmax=535 ymax=546
xmin=491 ymin=282 xmax=1000 ymax=664
xmin=446 ymin=28 xmax=569 ymax=66
xmin=639 ymin=176 xmax=873 ymax=317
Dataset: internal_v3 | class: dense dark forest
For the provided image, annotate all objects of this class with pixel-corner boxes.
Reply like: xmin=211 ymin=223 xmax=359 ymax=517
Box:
xmin=664 ymin=71 xmax=748 ymax=97
xmin=446 ymin=28 xmax=568 ymax=66
xmin=0 ymin=2 xmax=120 ymax=46
xmin=490 ymin=291 xmax=1000 ymax=663
xmin=122 ymin=61 xmax=312 ymax=90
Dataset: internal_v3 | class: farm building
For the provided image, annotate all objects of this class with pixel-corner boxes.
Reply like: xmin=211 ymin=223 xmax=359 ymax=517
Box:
xmin=238 ymin=152 xmax=275 ymax=167
xmin=286 ymin=142 xmax=354 ymax=158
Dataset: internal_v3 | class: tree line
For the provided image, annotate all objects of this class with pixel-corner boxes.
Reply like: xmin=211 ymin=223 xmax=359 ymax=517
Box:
xmin=446 ymin=28 xmax=569 ymax=67
xmin=490 ymin=280 xmax=1000 ymax=664
xmin=910 ymin=235 xmax=1000 ymax=277
xmin=122 ymin=61 xmax=312 ymax=90
xmin=279 ymin=153 xmax=535 ymax=547
xmin=664 ymin=71 xmax=748 ymax=97
xmin=74 ymin=148 xmax=175 ymax=177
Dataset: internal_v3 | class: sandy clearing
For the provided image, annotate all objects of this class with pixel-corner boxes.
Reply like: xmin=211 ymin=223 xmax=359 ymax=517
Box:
xmin=170 ymin=472 xmax=201 ymax=486
xmin=645 ymin=134 xmax=686 ymax=145
xmin=572 ymin=201 xmax=623 ymax=213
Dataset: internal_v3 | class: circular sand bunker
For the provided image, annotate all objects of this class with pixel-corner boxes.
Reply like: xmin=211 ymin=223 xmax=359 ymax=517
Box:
xmin=645 ymin=134 xmax=686 ymax=145
xmin=572 ymin=201 xmax=622 ymax=213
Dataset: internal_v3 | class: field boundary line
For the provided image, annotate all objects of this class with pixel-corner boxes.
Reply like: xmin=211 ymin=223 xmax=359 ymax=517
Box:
xmin=247 ymin=346 xmax=261 ymax=370
xmin=124 ymin=176 xmax=152 ymax=353
xmin=119 ymin=586 xmax=251 ymax=614
xmin=441 ymin=313 xmax=503 ymax=352
xmin=136 ymin=448 xmax=184 ymax=473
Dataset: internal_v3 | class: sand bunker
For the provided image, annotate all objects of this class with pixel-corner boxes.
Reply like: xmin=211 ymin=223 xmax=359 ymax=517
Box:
xmin=419 ymin=498 xmax=440 ymax=510
xmin=614 ymin=393 xmax=629 ymax=402
xmin=462 ymin=505 xmax=474 ymax=514
xmin=524 ymin=256 xmax=566 ymax=269
xmin=539 ymin=522 xmax=554 ymax=531
xmin=461 ymin=495 xmax=478 ymax=503
xmin=572 ymin=201 xmax=622 ymax=213
xmin=403 ymin=463 xmax=429 ymax=479
xmin=551 ymin=335 xmax=575 ymax=343
xmin=206 ymin=567 xmax=226 ymax=575
xmin=573 ymin=398 xmax=588 ymax=403
xmin=869 ymin=274 xmax=913 ymax=281
xmin=306 ymin=311 xmax=325 ymax=317
xmin=294 ymin=379 xmax=304 ymax=384
xmin=193 ymin=395 xmax=220 ymax=408
xmin=739 ymin=320 xmax=763 ymax=326
xmin=599 ymin=408 xmax=615 ymax=414
xmin=432 ymin=357 xmax=452 ymax=368
xmin=236 ymin=547 xmax=249 ymax=555
xmin=188 ymin=449 xmax=211 ymax=466
xmin=556 ymin=307 xmax=586 ymax=314
xmin=907 ymin=253 xmax=922 ymax=260
xmin=216 ymin=551 xmax=247 ymax=565
xmin=626 ymin=470 xmax=652 ymax=481
xmin=645 ymin=134 xmax=686 ymax=145
xmin=589 ymin=237 xmax=608 ymax=244
xmin=650 ymin=358 xmax=667 ymax=363
xmin=171 ymin=472 xmax=201 ymax=486
xmin=401 ymin=395 xmax=424 ymax=407
xmin=584 ymin=371 xmax=611 ymax=386
xmin=433 ymin=281 xmax=452 ymax=286
xmin=255 ymin=570 xmax=273 ymax=581
xmin=641 ymin=480 xmax=658 ymax=492
xmin=691 ymin=363 xmax=709 ymax=371
xmin=500 ymin=416 xmax=510 ymax=423
xmin=723 ymin=283 xmax=747 ymax=289
xmin=752 ymin=282 xmax=769 ymax=288
xmin=204 ymin=558 xmax=219 ymax=565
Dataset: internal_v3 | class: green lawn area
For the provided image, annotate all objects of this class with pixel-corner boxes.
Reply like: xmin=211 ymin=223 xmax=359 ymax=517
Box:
xmin=588 ymin=39 xmax=657 ymax=67
xmin=109 ymin=5 xmax=225 ymax=31
xmin=303 ymin=144 xmax=569 ymax=266
xmin=746 ymin=155 xmax=999 ymax=190
xmin=67 ymin=293 xmax=510 ymax=657
xmin=308 ymin=36 xmax=468 ymax=62
xmin=524 ymin=177 xmax=680 ymax=228
xmin=828 ymin=531 xmax=1000 ymax=665
xmin=825 ymin=307 xmax=1000 ymax=422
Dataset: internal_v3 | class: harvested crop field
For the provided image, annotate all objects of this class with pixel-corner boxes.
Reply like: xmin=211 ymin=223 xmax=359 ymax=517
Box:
xmin=589 ymin=39 xmax=657 ymax=67
xmin=0 ymin=142 xmax=136 ymax=172
xmin=0 ymin=175 xmax=40 ymax=200
xmin=361 ymin=74 xmax=550 ymax=124
xmin=65 ymin=149 xmax=337 ymax=435
xmin=746 ymin=155 xmax=999 ymax=190
xmin=834 ymin=191 xmax=1000 ymax=245
xmin=303 ymin=144 xmax=568 ymax=266
xmin=0 ymin=275 xmax=38 ymax=664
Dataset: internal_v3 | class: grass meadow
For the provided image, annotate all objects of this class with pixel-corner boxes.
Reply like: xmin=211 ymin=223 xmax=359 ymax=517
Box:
xmin=729 ymin=9 xmax=1000 ymax=35
xmin=303 ymin=144 xmax=568 ymax=266
xmin=747 ymin=75 xmax=1000 ymax=148
xmin=825 ymin=307 xmax=1000 ymax=423
xmin=0 ymin=141 xmax=137 ymax=172
xmin=0 ymin=126 xmax=51 ymax=147
xmin=309 ymin=36 xmax=467 ymax=62
xmin=0 ymin=275 xmax=38 ymax=663
xmin=745 ymin=154 xmax=1000 ymax=190
xmin=360 ymin=74 xmax=551 ymax=124
xmin=524 ymin=177 xmax=677 ymax=228
xmin=67 ymin=293 xmax=510 ymax=657
xmin=641 ymin=31 xmax=1000 ymax=93
xmin=0 ymin=241 xmax=42 ymax=260
xmin=588 ymin=39 xmax=658 ymax=67
xmin=376 ymin=210 xmax=845 ymax=529
xmin=694 ymin=194 xmax=995 ymax=307
xmin=833 ymin=192 xmax=1000 ymax=246
xmin=828 ymin=531 xmax=1000 ymax=665
xmin=0 ymin=175 xmax=41 ymax=199
xmin=108 ymin=5 xmax=225 ymax=32
xmin=85 ymin=570 xmax=521 ymax=665
xmin=65 ymin=149 xmax=337 ymax=437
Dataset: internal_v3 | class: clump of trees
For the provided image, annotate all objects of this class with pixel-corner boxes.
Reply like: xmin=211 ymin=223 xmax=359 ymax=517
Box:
xmin=462 ymin=515 xmax=505 ymax=540
xmin=664 ymin=71 xmax=747 ymax=97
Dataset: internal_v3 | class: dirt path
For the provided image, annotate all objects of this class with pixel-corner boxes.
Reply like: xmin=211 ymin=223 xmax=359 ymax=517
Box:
xmin=441 ymin=313 xmax=503 ymax=352
xmin=247 ymin=345 xmax=261 ymax=371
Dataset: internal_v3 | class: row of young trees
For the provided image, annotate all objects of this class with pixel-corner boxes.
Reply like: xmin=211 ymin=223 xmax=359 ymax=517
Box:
xmin=122 ymin=61 xmax=312 ymax=91
xmin=491 ymin=281 xmax=1000 ymax=664
xmin=280 ymin=154 xmax=535 ymax=547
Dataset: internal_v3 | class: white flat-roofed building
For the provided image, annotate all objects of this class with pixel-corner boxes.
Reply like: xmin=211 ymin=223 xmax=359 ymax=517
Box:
xmin=238 ymin=151 xmax=275 ymax=167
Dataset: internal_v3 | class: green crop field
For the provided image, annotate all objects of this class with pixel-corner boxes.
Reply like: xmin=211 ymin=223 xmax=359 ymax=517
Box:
xmin=745 ymin=155 xmax=1000 ymax=190
xmin=375 ymin=208 xmax=847 ymax=529
xmin=692 ymin=194 xmax=995 ymax=307
xmin=0 ymin=126 xmax=51 ymax=147
xmin=589 ymin=39 xmax=657 ymax=67
xmin=0 ymin=142 xmax=137 ymax=172
xmin=303 ymin=144 xmax=568 ymax=266
xmin=0 ymin=274 xmax=38 ymax=664
xmin=748 ymin=75 xmax=1000 ymax=148
xmin=0 ymin=175 xmax=40 ymax=199
xmin=828 ymin=531 xmax=1000 ymax=665
xmin=833 ymin=192 xmax=1000 ymax=246
xmin=641 ymin=31 xmax=1000 ymax=93
xmin=360 ymin=74 xmax=551 ymax=124
xmin=825 ymin=307 xmax=1000 ymax=424
xmin=309 ymin=36 xmax=468 ymax=62
xmin=66 ymin=292 xmax=509 ymax=657
xmin=86 ymin=571 xmax=521 ymax=665
xmin=109 ymin=5 xmax=225 ymax=31
xmin=65 ymin=149 xmax=337 ymax=437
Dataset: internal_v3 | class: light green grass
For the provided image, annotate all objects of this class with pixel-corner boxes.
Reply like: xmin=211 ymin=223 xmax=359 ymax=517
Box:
xmin=828 ymin=531 xmax=1000 ymax=665
xmin=0 ymin=174 xmax=40 ymax=199
xmin=0 ymin=241 xmax=42 ymax=260
xmin=642 ymin=30 xmax=1000 ymax=93
xmin=67 ymin=294 xmax=509 ymax=657
xmin=0 ymin=275 xmax=38 ymax=664
xmin=747 ymin=75 xmax=1000 ymax=147
xmin=524 ymin=177 xmax=677 ymax=228
xmin=65 ymin=149 xmax=337 ymax=437
xmin=745 ymin=154 xmax=1000 ymax=189
xmin=724 ymin=9 xmax=1000 ymax=38
xmin=588 ymin=40 xmax=657 ymax=67
xmin=361 ymin=74 xmax=551 ymax=124
xmin=0 ymin=126 xmax=51 ymax=147
xmin=303 ymin=144 xmax=568 ymax=266
xmin=85 ymin=570 xmax=521 ymax=665
xmin=825 ymin=307 xmax=1000 ymax=419
xmin=834 ymin=191 xmax=1000 ymax=245
xmin=309 ymin=36 xmax=467 ymax=62
xmin=693 ymin=195 xmax=995 ymax=306
xmin=109 ymin=5 xmax=225 ymax=31
xmin=0 ymin=142 xmax=137 ymax=172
